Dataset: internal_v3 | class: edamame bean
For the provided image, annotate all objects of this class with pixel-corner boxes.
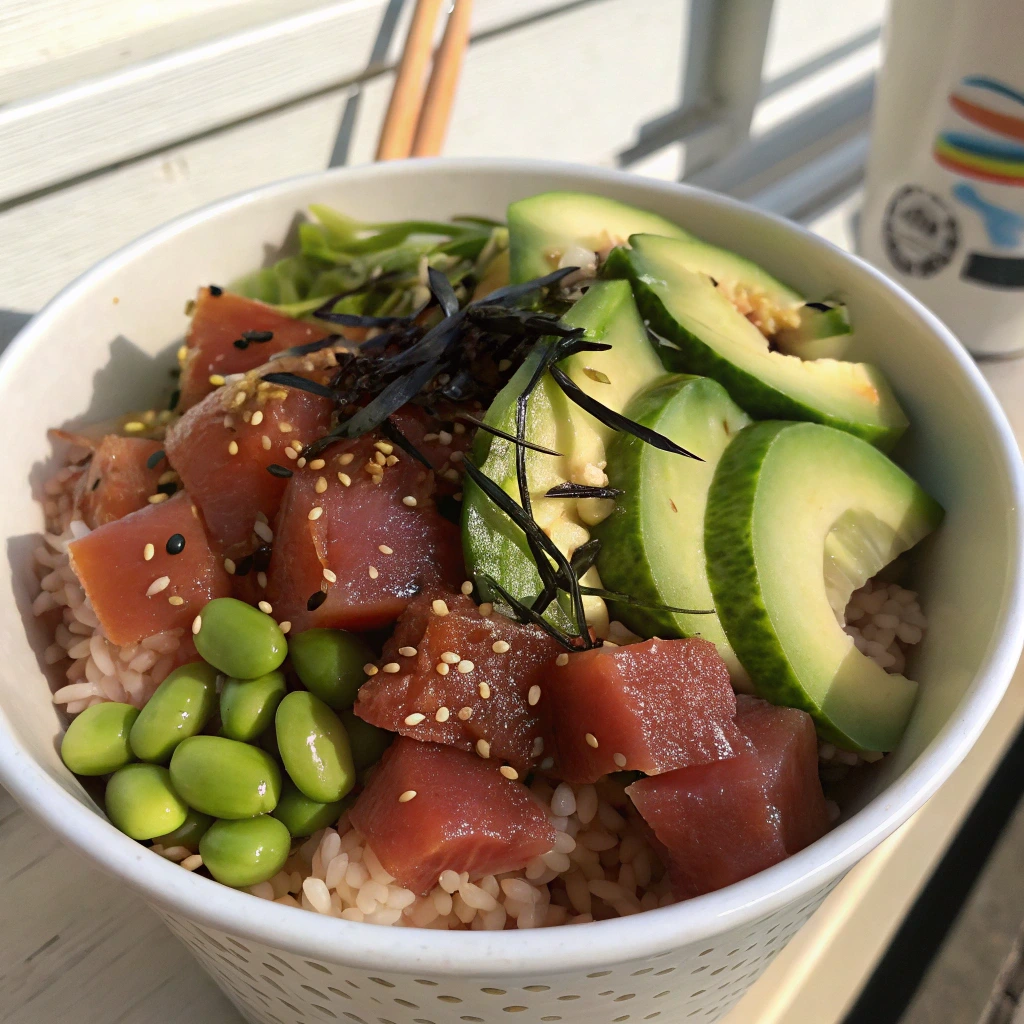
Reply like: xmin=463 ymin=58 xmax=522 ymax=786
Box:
xmin=271 ymin=779 xmax=351 ymax=838
xmin=193 ymin=598 xmax=286 ymax=679
xmin=288 ymin=629 xmax=372 ymax=709
xmin=129 ymin=661 xmax=218 ymax=763
xmin=105 ymin=763 xmax=187 ymax=840
xmin=199 ymin=815 xmax=291 ymax=888
xmin=275 ymin=691 xmax=355 ymax=803
xmin=220 ymin=670 xmax=287 ymax=742
xmin=341 ymin=711 xmax=393 ymax=771
xmin=169 ymin=735 xmax=281 ymax=819
xmin=61 ymin=702 xmax=139 ymax=776
xmin=152 ymin=808 xmax=214 ymax=852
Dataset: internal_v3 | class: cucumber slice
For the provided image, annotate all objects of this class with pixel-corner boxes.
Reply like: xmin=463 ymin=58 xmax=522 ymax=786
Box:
xmin=705 ymin=421 xmax=943 ymax=751
xmin=507 ymin=192 xmax=691 ymax=284
xmin=594 ymin=375 xmax=752 ymax=686
xmin=462 ymin=279 xmax=665 ymax=631
xmin=605 ymin=234 xmax=909 ymax=450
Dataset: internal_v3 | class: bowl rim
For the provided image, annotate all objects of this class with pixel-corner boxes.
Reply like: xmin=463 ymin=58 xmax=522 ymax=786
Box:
xmin=1 ymin=156 xmax=1022 ymax=975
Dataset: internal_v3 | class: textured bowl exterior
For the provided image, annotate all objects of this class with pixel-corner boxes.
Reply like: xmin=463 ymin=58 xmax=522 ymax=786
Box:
xmin=0 ymin=159 xmax=1021 ymax=1023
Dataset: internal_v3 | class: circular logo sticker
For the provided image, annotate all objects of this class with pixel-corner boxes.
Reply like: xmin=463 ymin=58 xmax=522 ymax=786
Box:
xmin=883 ymin=185 xmax=959 ymax=277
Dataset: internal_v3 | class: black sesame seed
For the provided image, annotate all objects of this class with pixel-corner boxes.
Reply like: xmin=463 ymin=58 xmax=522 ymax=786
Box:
xmin=91 ymin=478 xmax=101 ymax=491
xmin=232 ymin=338 xmax=250 ymax=350
xmin=266 ymin=463 xmax=293 ymax=478
xmin=166 ymin=533 xmax=186 ymax=555
xmin=209 ymin=285 xmax=223 ymax=297
xmin=156 ymin=481 xmax=178 ymax=496
xmin=253 ymin=544 xmax=272 ymax=572
xmin=146 ymin=449 xmax=166 ymax=470
xmin=233 ymin=554 xmax=253 ymax=577
xmin=306 ymin=590 xmax=328 ymax=611
xmin=168 ymin=389 xmax=180 ymax=411
xmin=242 ymin=330 xmax=274 ymax=343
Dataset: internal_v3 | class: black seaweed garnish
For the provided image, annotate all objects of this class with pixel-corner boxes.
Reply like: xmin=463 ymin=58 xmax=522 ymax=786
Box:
xmin=253 ymin=545 xmax=272 ymax=572
xmin=307 ymin=590 xmax=328 ymax=611
xmin=457 ymin=415 xmax=562 ymax=457
xmin=804 ymin=301 xmax=834 ymax=312
xmin=427 ymin=266 xmax=459 ymax=317
xmin=578 ymin=585 xmax=715 ymax=616
xmin=243 ymin=330 xmax=274 ymax=342
xmin=209 ymin=285 xmax=223 ymax=297
xmin=569 ymin=538 xmax=602 ymax=579
xmin=168 ymin=390 xmax=180 ymax=411
xmin=233 ymin=554 xmax=253 ymax=577
xmin=380 ymin=417 xmax=433 ymax=469
xmin=165 ymin=533 xmax=186 ymax=555
xmin=266 ymin=464 xmax=293 ymax=478
xmin=90 ymin=478 xmax=100 ymax=491
xmin=545 ymin=482 xmax=623 ymax=499
xmin=146 ymin=449 xmax=166 ymax=470
xmin=233 ymin=338 xmax=250 ymax=350
xmin=477 ymin=573 xmax=585 ymax=649
xmin=261 ymin=372 xmax=337 ymax=400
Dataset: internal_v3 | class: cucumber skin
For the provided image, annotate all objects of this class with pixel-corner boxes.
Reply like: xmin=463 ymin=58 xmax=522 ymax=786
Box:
xmin=704 ymin=420 xmax=859 ymax=748
xmin=604 ymin=248 xmax=906 ymax=452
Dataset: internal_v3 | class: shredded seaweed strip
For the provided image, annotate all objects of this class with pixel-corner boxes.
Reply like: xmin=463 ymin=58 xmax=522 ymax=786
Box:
xmin=270 ymin=334 xmax=345 ymax=360
xmin=804 ymin=301 xmax=834 ymax=312
xmin=570 ymin=538 xmax=602 ymax=579
xmin=456 ymin=415 xmax=562 ymax=457
xmin=427 ymin=266 xmax=459 ymax=317
xmin=145 ymin=449 xmax=166 ymax=470
xmin=380 ymin=417 xmax=433 ymax=469
xmin=260 ymin=372 xmax=337 ymax=400
xmin=243 ymin=330 xmax=274 ymax=342
xmin=266 ymin=464 xmax=293 ymax=478
xmin=548 ymin=365 xmax=703 ymax=461
xmin=477 ymin=573 xmax=585 ymax=649
xmin=545 ymin=482 xmax=623 ymax=499
xmin=578 ymin=586 xmax=715 ymax=615
xmin=476 ymin=266 xmax=578 ymax=305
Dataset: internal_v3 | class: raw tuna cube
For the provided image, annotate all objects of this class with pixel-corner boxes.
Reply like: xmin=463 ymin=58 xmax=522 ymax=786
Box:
xmin=68 ymin=491 xmax=232 ymax=645
xmin=355 ymin=592 xmax=563 ymax=771
xmin=177 ymin=289 xmax=328 ymax=410
xmin=74 ymin=435 xmax=165 ymax=527
xmin=626 ymin=695 xmax=829 ymax=898
xmin=349 ymin=738 xmax=556 ymax=895
xmin=266 ymin=427 xmax=463 ymax=632
xmin=165 ymin=378 xmax=332 ymax=556
xmin=544 ymin=638 xmax=745 ymax=783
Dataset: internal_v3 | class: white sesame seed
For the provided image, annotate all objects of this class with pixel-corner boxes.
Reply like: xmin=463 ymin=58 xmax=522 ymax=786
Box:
xmin=528 ymin=685 xmax=541 ymax=706
xmin=323 ymin=568 xmax=337 ymax=583
xmin=222 ymin=558 xmax=235 ymax=575
xmin=453 ymin=422 xmax=465 ymax=434
xmin=585 ymin=733 xmax=599 ymax=748
xmin=378 ymin=544 xmax=393 ymax=555
xmin=257 ymin=571 xmax=268 ymax=589
xmin=338 ymin=473 xmax=351 ymax=486
xmin=398 ymin=790 xmax=417 ymax=803
xmin=531 ymin=736 xmax=544 ymax=756
xmin=290 ymin=440 xmax=304 ymax=452
xmin=258 ymin=601 xmax=273 ymax=614
xmin=383 ymin=663 xmax=401 ymax=674
xmin=460 ymin=580 xmax=474 ymax=596
xmin=431 ymin=599 xmax=449 ymax=616
xmin=440 ymin=651 xmax=460 ymax=664
xmin=284 ymin=446 xmax=297 ymax=459
xmin=209 ymin=374 xmax=226 ymax=387
xmin=453 ymin=492 xmax=462 ymax=501
xmin=457 ymin=660 xmax=475 ymax=674
xmin=368 ymin=566 xmax=379 ymax=580
xmin=146 ymin=576 xmax=170 ymax=596
xmin=232 ymin=391 xmax=246 ymax=408
xmin=278 ymin=422 xmax=293 ymax=433
xmin=497 ymin=359 xmax=512 ymax=372
xmin=439 ymin=431 xmax=453 ymax=446
xmin=168 ymin=595 xmax=185 ymax=607
xmin=147 ymin=493 xmax=169 ymax=504
xmin=296 ymin=458 xmax=306 ymax=468
xmin=443 ymin=468 xmax=460 ymax=482
xmin=398 ymin=646 xmax=418 ymax=657
xmin=192 ymin=615 xmax=202 ymax=635
xmin=143 ymin=543 xmax=155 ymax=561
xmin=450 ymin=450 xmax=464 ymax=463
xmin=374 ymin=451 xmax=386 ymax=466
xmin=612 ymin=752 xmax=627 ymax=768
xmin=280 ymin=621 xmax=291 ymax=634
xmin=251 ymin=410 xmax=264 ymax=426
xmin=499 ymin=766 xmax=519 ymax=780
xmin=402 ymin=495 xmax=418 ymax=507
xmin=404 ymin=713 xmax=426 ymax=726
xmin=308 ymin=506 xmax=323 ymax=521
xmin=540 ymin=756 xmax=554 ymax=770
xmin=339 ymin=453 xmax=354 ymax=465
xmin=435 ymin=662 xmax=450 ymax=676
xmin=476 ymin=739 xmax=491 ymax=759
xmin=478 ymin=603 xmax=493 ymax=617
xmin=315 ymin=476 xmax=328 ymax=494
xmin=478 ymin=682 xmax=491 ymax=699
xmin=423 ymin=433 xmax=438 ymax=442
xmin=556 ymin=653 xmax=570 ymax=667
xmin=309 ymin=458 xmax=325 ymax=470
xmin=491 ymin=640 xmax=510 ymax=654
xmin=386 ymin=455 xmax=398 ymax=466
xmin=458 ymin=707 xmax=473 ymax=720
xmin=435 ymin=706 xmax=450 ymax=722
xmin=374 ymin=441 xmax=394 ymax=455
xmin=227 ymin=440 xmax=239 ymax=456
xmin=253 ymin=521 xmax=273 ymax=543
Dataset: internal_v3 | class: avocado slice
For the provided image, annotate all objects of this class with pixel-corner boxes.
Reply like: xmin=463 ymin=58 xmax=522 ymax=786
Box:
xmin=605 ymin=234 xmax=909 ymax=450
xmin=774 ymin=302 xmax=854 ymax=361
xmin=507 ymin=192 xmax=691 ymax=284
xmin=594 ymin=374 xmax=752 ymax=687
xmin=462 ymin=279 xmax=665 ymax=632
xmin=705 ymin=420 xmax=943 ymax=750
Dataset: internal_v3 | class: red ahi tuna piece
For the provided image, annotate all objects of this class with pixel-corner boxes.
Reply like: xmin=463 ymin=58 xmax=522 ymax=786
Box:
xmin=356 ymin=592 xmax=563 ymax=772
xmin=266 ymin=431 xmax=463 ymax=632
xmin=349 ymin=738 xmax=556 ymax=895
xmin=177 ymin=289 xmax=328 ymax=410
xmin=165 ymin=381 xmax=332 ymax=557
xmin=627 ymin=695 xmax=829 ymax=898
xmin=68 ymin=491 xmax=232 ymax=645
xmin=74 ymin=435 xmax=165 ymax=527
xmin=544 ymin=638 xmax=744 ymax=784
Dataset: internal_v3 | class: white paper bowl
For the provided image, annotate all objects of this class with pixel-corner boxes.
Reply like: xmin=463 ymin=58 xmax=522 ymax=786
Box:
xmin=1 ymin=159 xmax=1021 ymax=1024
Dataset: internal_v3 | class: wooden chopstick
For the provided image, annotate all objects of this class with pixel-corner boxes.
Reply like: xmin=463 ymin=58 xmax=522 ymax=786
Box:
xmin=410 ymin=0 xmax=473 ymax=157
xmin=375 ymin=0 xmax=445 ymax=161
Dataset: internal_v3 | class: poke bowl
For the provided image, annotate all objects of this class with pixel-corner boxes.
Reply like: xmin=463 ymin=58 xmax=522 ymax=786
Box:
xmin=0 ymin=158 xmax=1021 ymax=1024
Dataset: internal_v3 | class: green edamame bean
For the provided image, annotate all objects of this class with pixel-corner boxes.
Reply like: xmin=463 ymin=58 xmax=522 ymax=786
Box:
xmin=341 ymin=711 xmax=393 ymax=771
xmin=288 ymin=629 xmax=372 ymax=709
xmin=193 ymin=598 xmax=286 ymax=679
xmin=152 ymin=808 xmax=214 ymax=852
xmin=271 ymin=779 xmax=352 ymax=838
xmin=275 ymin=691 xmax=355 ymax=803
xmin=199 ymin=815 xmax=291 ymax=888
xmin=129 ymin=661 xmax=218 ymax=763
xmin=61 ymin=702 xmax=139 ymax=776
xmin=220 ymin=670 xmax=287 ymax=742
xmin=169 ymin=735 xmax=281 ymax=819
xmin=105 ymin=763 xmax=187 ymax=840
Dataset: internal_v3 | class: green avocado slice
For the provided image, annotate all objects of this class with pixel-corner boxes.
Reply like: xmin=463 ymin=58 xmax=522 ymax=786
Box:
xmin=705 ymin=420 xmax=943 ymax=750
